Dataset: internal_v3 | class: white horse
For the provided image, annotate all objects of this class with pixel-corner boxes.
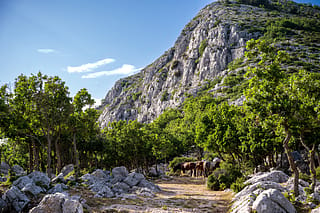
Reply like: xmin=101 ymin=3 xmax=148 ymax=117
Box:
xmin=204 ymin=157 xmax=221 ymax=177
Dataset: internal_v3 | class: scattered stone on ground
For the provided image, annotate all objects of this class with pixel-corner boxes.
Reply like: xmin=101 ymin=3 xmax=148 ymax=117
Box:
xmin=81 ymin=166 xmax=161 ymax=199
xmin=29 ymin=192 xmax=83 ymax=213
xmin=7 ymin=165 xmax=320 ymax=213
xmin=3 ymin=186 xmax=30 ymax=212
xmin=11 ymin=165 xmax=26 ymax=177
xmin=0 ymin=162 xmax=10 ymax=175
xmin=252 ymin=188 xmax=296 ymax=213
xmin=230 ymin=169 xmax=320 ymax=213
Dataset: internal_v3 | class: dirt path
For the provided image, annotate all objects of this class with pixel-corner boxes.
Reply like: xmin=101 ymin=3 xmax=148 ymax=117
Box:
xmin=153 ymin=176 xmax=233 ymax=212
xmin=71 ymin=176 xmax=233 ymax=212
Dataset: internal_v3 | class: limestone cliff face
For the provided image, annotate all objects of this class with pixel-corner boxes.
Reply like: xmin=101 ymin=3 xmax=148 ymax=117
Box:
xmin=98 ymin=2 xmax=265 ymax=128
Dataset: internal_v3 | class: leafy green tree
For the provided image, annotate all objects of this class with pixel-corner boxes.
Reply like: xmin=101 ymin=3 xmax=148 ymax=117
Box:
xmin=11 ymin=74 xmax=44 ymax=172
xmin=70 ymin=88 xmax=96 ymax=176
xmin=237 ymin=110 xmax=283 ymax=168
xmin=149 ymin=109 xmax=184 ymax=161
xmin=204 ymin=102 xmax=243 ymax=162
xmin=11 ymin=73 xmax=72 ymax=177
xmin=289 ymin=71 xmax=320 ymax=192
xmin=244 ymin=39 xmax=316 ymax=197
xmin=0 ymin=84 xmax=11 ymax=134
xmin=182 ymin=95 xmax=221 ymax=158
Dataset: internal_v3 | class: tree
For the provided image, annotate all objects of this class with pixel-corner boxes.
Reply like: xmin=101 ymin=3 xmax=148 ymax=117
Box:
xmin=150 ymin=109 xmax=184 ymax=161
xmin=237 ymin=110 xmax=283 ymax=168
xmin=244 ymin=39 xmax=311 ymax=197
xmin=289 ymin=71 xmax=320 ymax=192
xmin=0 ymin=84 xmax=11 ymax=133
xmin=11 ymin=74 xmax=44 ymax=172
xmin=70 ymin=88 xmax=95 ymax=177
xmin=12 ymin=73 xmax=72 ymax=177
xmin=204 ymin=102 xmax=243 ymax=162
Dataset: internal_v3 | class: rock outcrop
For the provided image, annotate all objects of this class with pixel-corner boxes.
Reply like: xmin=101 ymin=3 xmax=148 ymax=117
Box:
xmin=81 ymin=166 xmax=161 ymax=198
xmin=230 ymin=170 xmax=320 ymax=213
xmin=1 ymin=168 xmax=71 ymax=212
xmin=98 ymin=0 xmax=320 ymax=127
xmin=3 ymin=186 xmax=30 ymax=212
xmin=252 ymin=189 xmax=296 ymax=213
xmin=29 ymin=192 xmax=83 ymax=213
xmin=98 ymin=1 xmax=264 ymax=127
xmin=0 ymin=164 xmax=161 ymax=212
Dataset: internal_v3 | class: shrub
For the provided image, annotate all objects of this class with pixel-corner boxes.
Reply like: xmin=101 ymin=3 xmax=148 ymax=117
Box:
xmin=207 ymin=174 xmax=220 ymax=190
xmin=207 ymin=162 xmax=243 ymax=191
xmin=161 ymin=90 xmax=169 ymax=102
xmin=132 ymin=92 xmax=142 ymax=101
xmin=231 ymin=177 xmax=249 ymax=193
xmin=299 ymin=172 xmax=311 ymax=183
xmin=223 ymin=73 xmax=244 ymax=87
xmin=199 ymin=39 xmax=208 ymax=57
xmin=8 ymin=169 xmax=18 ymax=183
xmin=171 ymin=60 xmax=179 ymax=70
xmin=174 ymin=70 xmax=181 ymax=77
xmin=316 ymin=167 xmax=320 ymax=180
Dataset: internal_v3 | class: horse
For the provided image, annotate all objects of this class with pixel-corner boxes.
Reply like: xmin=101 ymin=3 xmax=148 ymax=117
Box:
xmin=173 ymin=162 xmax=196 ymax=177
xmin=195 ymin=161 xmax=205 ymax=177
xmin=204 ymin=157 xmax=221 ymax=177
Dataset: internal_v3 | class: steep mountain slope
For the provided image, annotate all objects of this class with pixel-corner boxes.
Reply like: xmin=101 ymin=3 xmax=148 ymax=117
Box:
xmin=98 ymin=0 xmax=320 ymax=128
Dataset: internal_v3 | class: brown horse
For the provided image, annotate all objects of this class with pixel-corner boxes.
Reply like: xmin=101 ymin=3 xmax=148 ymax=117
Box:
xmin=195 ymin=161 xmax=205 ymax=177
xmin=173 ymin=162 xmax=196 ymax=177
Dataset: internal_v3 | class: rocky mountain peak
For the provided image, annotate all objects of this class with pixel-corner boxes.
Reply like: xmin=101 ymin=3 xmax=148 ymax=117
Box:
xmin=98 ymin=0 xmax=319 ymax=128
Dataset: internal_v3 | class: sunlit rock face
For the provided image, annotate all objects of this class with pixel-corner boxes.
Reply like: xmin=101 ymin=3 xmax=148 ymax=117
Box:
xmin=98 ymin=2 xmax=263 ymax=128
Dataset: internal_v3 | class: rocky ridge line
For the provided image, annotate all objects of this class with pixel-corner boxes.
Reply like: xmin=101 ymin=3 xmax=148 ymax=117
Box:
xmin=98 ymin=1 xmax=265 ymax=127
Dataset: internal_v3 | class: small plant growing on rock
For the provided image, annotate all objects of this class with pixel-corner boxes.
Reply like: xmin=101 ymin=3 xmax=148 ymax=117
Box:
xmin=199 ymin=39 xmax=208 ymax=57
xmin=171 ymin=60 xmax=179 ymax=70
xmin=161 ymin=90 xmax=169 ymax=102
xmin=174 ymin=70 xmax=181 ymax=77
xmin=230 ymin=177 xmax=249 ymax=193
xmin=283 ymin=191 xmax=295 ymax=203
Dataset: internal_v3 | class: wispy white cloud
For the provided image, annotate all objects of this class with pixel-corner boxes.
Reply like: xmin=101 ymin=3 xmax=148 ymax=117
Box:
xmin=67 ymin=58 xmax=115 ymax=73
xmin=37 ymin=48 xmax=57 ymax=54
xmin=83 ymin=98 xmax=102 ymax=110
xmin=93 ymin=98 xmax=102 ymax=107
xmin=81 ymin=64 xmax=141 ymax=79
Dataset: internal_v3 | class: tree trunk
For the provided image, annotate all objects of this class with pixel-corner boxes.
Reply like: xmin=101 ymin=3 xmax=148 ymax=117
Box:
xmin=310 ymin=145 xmax=316 ymax=192
xmin=29 ymin=141 xmax=34 ymax=173
xmin=300 ymin=134 xmax=317 ymax=193
xmin=73 ymin=133 xmax=80 ymax=179
xmin=95 ymin=152 xmax=98 ymax=169
xmin=54 ymin=137 xmax=62 ymax=174
xmin=47 ymin=134 xmax=52 ymax=178
xmin=316 ymin=151 xmax=320 ymax=168
xmin=283 ymin=128 xmax=299 ymax=197
xmin=34 ymin=140 xmax=40 ymax=171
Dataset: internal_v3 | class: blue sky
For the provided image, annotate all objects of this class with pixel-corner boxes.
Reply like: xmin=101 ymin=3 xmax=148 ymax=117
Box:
xmin=0 ymin=0 xmax=318 ymax=104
